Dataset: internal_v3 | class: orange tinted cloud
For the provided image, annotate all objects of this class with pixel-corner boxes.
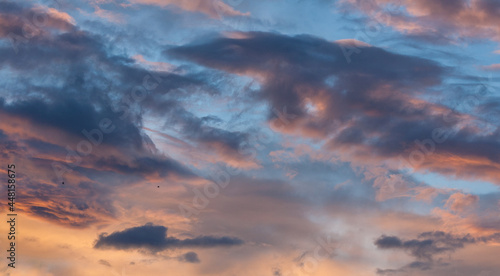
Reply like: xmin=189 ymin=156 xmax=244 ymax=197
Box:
xmin=445 ymin=192 xmax=479 ymax=213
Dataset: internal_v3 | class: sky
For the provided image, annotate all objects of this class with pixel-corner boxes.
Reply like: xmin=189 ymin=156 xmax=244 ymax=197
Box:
xmin=1 ymin=0 xmax=500 ymax=275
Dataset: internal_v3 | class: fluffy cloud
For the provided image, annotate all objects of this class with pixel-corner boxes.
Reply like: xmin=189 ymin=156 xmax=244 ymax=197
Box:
xmin=445 ymin=192 xmax=479 ymax=213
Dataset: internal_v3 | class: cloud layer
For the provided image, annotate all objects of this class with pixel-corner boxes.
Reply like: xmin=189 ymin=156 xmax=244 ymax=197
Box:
xmin=1 ymin=1 xmax=499 ymax=275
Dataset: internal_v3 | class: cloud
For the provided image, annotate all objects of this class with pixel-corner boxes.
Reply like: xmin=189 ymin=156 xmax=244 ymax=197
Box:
xmin=0 ymin=3 xmax=276 ymax=231
xmin=482 ymin=64 xmax=500 ymax=71
xmin=0 ymin=1 xmax=210 ymax=227
xmin=338 ymin=0 xmax=500 ymax=43
xmin=128 ymin=0 xmax=249 ymax=19
xmin=0 ymin=2 xmax=75 ymax=38
xmin=445 ymin=192 xmax=479 ymax=213
xmin=159 ymin=106 xmax=260 ymax=169
xmin=168 ymin=31 xmax=500 ymax=185
xmin=1 ymin=1 xmax=499 ymax=274
xmin=375 ymin=231 xmax=478 ymax=260
xmin=375 ymin=231 xmax=500 ymax=272
xmin=376 ymin=261 xmax=432 ymax=275
xmin=94 ymin=223 xmax=244 ymax=252
xmin=178 ymin=251 xmax=200 ymax=263
xmin=98 ymin=259 xmax=112 ymax=267
xmin=375 ymin=235 xmax=403 ymax=248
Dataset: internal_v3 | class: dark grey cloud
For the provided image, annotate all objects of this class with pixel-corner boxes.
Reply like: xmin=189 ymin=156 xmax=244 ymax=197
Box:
xmin=94 ymin=223 xmax=244 ymax=252
xmin=94 ymin=156 xmax=195 ymax=178
xmin=376 ymin=261 xmax=432 ymax=275
xmin=0 ymin=97 xmax=143 ymax=148
xmin=376 ymin=268 xmax=400 ymax=275
xmin=375 ymin=231 xmax=500 ymax=273
xmin=166 ymin=31 xmax=444 ymax=145
xmin=178 ymin=251 xmax=200 ymax=263
xmin=375 ymin=231 xmax=476 ymax=261
xmin=375 ymin=235 xmax=403 ymax=248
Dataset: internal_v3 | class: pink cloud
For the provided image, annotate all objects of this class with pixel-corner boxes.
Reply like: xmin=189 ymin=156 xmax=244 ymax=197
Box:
xmin=445 ymin=192 xmax=479 ymax=213
xmin=339 ymin=0 xmax=500 ymax=43
xmin=482 ymin=64 xmax=500 ymax=71
xmin=0 ymin=5 xmax=75 ymax=38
